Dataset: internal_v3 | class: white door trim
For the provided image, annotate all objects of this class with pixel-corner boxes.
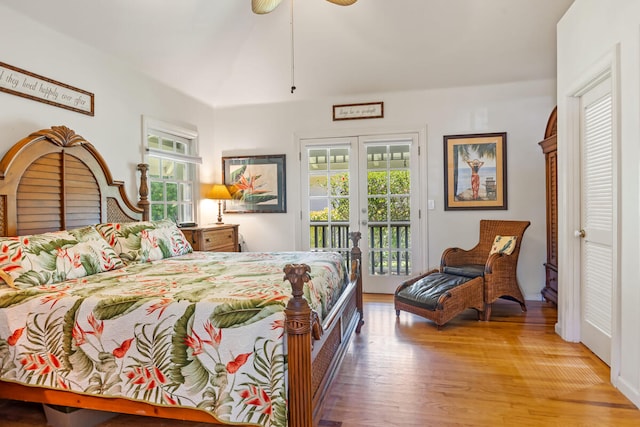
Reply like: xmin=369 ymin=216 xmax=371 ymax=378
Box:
xmin=559 ymin=44 xmax=621 ymax=384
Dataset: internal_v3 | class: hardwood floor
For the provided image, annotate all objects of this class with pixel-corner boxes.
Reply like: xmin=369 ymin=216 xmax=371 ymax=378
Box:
xmin=322 ymin=294 xmax=640 ymax=426
xmin=2 ymin=294 xmax=639 ymax=426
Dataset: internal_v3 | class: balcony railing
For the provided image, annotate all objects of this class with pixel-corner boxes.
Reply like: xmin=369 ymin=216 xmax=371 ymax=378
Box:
xmin=368 ymin=223 xmax=411 ymax=276
xmin=310 ymin=223 xmax=411 ymax=276
xmin=309 ymin=224 xmax=352 ymax=269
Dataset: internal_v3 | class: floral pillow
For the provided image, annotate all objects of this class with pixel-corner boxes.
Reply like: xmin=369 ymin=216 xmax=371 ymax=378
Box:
xmin=0 ymin=236 xmax=25 ymax=289
xmin=489 ymin=235 xmax=517 ymax=255
xmin=95 ymin=219 xmax=192 ymax=265
xmin=0 ymin=226 xmax=125 ymax=289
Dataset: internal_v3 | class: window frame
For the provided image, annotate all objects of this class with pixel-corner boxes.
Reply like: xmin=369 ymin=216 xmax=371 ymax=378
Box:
xmin=142 ymin=116 xmax=201 ymax=224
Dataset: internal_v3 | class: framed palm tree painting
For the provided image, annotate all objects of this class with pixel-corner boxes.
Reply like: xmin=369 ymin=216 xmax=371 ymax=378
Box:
xmin=222 ymin=154 xmax=286 ymax=213
xmin=443 ymin=132 xmax=507 ymax=210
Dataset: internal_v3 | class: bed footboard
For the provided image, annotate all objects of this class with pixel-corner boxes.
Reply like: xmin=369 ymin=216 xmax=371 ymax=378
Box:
xmin=284 ymin=232 xmax=363 ymax=427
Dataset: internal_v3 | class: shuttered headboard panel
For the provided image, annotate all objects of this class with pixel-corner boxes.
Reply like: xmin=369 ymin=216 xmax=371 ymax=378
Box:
xmin=17 ymin=152 xmax=66 ymax=234
xmin=0 ymin=126 xmax=149 ymax=237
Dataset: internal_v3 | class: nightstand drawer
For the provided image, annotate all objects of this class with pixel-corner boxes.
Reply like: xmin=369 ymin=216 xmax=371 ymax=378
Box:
xmin=181 ymin=224 xmax=239 ymax=252
xmin=201 ymin=228 xmax=235 ymax=251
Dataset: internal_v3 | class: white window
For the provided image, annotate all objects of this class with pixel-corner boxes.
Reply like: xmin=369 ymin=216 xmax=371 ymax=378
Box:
xmin=143 ymin=117 xmax=201 ymax=223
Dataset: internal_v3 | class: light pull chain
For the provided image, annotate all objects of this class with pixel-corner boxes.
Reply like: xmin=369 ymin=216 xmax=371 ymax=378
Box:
xmin=290 ymin=0 xmax=296 ymax=93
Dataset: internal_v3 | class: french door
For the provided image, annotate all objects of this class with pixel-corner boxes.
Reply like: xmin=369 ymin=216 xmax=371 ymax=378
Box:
xmin=300 ymin=133 xmax=422 ymax=293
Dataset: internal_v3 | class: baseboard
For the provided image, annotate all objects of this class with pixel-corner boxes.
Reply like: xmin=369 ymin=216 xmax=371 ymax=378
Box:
xmin=615 ymin=375 xmax=640 ymax=410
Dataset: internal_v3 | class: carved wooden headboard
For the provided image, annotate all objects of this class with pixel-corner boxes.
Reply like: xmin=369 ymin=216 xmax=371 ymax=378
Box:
xmin=0 ymin=126 xmax=149 ymax=237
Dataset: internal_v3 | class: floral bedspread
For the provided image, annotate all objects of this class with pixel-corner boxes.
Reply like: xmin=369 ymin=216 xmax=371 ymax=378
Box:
xmin=0 ymin=250 xmax=348 ymax=427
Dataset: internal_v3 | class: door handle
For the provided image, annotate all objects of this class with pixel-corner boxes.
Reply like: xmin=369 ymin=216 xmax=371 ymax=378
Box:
xmin=574 ymin=229 xmax=585 ymax=238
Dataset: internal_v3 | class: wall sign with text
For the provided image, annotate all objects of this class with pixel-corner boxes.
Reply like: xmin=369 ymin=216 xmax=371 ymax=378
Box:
xmin=332 ymin=102 xmax=384 ymax=121
xmin=0 ymin=61 xmax=94 ymax=116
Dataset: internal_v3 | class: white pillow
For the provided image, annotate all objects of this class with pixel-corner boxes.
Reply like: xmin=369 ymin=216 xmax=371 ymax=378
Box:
xmin=489 ymin=235 xmax=517 ymax=255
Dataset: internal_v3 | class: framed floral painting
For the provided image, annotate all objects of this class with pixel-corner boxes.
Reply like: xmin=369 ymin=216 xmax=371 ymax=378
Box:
xmin=222 ymin=154 xmax=287 ymax=213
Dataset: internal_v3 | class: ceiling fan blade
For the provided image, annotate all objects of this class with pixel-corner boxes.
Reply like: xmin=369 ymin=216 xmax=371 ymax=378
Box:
xmin=326 ymin=0 xmax=358 ymax=5
xmin=252 ymin=0 xmax=284 ymax=14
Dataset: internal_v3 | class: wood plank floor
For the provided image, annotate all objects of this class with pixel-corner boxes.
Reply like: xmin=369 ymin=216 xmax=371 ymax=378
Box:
xmin=2 ymin=294 xmax=639 ymax=426
xmin=321 ymin=294 xmax=640 ymax=426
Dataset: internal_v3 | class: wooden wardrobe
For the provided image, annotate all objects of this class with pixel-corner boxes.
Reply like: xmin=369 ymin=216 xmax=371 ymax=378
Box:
xmin=539 ymin=107 xmax=558 ymax=305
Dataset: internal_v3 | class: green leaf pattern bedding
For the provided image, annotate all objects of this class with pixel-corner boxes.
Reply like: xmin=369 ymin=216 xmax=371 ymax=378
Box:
xmin=0 ymin=251 xmax=348 ymax=427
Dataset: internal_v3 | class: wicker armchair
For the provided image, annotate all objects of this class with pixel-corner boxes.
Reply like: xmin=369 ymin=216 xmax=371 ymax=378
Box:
xmin=440 ymin=220 xmax=531 ymax=320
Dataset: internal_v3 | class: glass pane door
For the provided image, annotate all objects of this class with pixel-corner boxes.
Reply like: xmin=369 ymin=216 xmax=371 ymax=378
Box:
xmin=306 ymin=143 xmax=354 ymax=262
xmin=365 ymin=143 xmax=411 ymax=275
xmin=360 ymin=136 xmax=420 ymax=293
xmin=301 ymin=133 xmax=421 ymax=293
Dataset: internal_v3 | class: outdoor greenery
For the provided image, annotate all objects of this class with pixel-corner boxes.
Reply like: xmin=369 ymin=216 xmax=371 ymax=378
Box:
xmin=151 ymin=181 xmax=178 ymax=221
xmin=310 ymin=170 xmax=410 ymax=222
xmin=310 ymin=169 xmax=412 ymax=276
xmin=305 ymin=146 xmax=414 ymax=274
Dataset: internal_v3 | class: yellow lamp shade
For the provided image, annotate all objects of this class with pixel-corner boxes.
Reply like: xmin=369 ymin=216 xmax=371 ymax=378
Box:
xmin=207 ymin=184 xmax=232 ymax=200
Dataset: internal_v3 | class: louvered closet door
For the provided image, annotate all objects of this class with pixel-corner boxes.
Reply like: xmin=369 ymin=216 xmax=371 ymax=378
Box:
xmin=580 ymin=76 xmax=614 ymax=366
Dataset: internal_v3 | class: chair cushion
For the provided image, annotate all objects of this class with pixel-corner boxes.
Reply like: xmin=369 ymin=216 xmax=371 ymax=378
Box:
xmin=489 ymin=235 xmax=517 ymax=255
xmin=395 ymin=273 xmax=472 ymax=311
xmin=442 ymin=264 xmax=485 ymax=278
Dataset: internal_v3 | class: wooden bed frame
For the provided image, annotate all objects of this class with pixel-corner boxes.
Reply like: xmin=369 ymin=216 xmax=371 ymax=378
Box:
xmin=0 ymin=125 xmax=364 ymax=427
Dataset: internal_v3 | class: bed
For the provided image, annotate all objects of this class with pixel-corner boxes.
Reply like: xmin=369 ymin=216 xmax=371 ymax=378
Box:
xmin=0 ymin=125 xmax=364 ymax=427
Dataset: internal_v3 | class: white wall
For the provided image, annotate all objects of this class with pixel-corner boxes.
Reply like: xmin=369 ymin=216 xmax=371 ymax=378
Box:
xmin=557 ymin=0 xmax=640 ymax=409
xmin=0 ymin=4 xmax=556 ymax=303
xmin=212 ymin=80 xmax=556 ymax=300
xmin=0 ymin=4 xmax=217 ymax=206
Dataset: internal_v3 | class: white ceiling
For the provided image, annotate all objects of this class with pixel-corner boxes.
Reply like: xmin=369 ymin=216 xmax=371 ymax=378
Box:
xmin=1 ymin=0 xmax=574 ymax=108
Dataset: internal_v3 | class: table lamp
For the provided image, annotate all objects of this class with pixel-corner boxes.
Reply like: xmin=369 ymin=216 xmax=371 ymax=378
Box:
xmin=208 ymin=184 xmax=232 ymax=224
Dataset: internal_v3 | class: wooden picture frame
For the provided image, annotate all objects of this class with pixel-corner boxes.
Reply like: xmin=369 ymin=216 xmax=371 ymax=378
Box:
xmin=332 ymin=102 xmax=384 ymax=121
xmin=0 ymin=61 xmax=94 ymax=116
xmin=443 ymin=132 xmax=507 ymax=210
xmin=222 ymin=154 xmax=286 ymax=213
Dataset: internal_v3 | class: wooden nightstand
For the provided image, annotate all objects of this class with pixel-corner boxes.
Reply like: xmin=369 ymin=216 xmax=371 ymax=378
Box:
xmin=180 ymin=224 xmax=239 ymax=252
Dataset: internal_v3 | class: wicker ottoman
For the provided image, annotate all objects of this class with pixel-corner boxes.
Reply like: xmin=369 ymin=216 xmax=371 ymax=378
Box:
xmin=394 ymin=269 xmax=484 ymax=329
